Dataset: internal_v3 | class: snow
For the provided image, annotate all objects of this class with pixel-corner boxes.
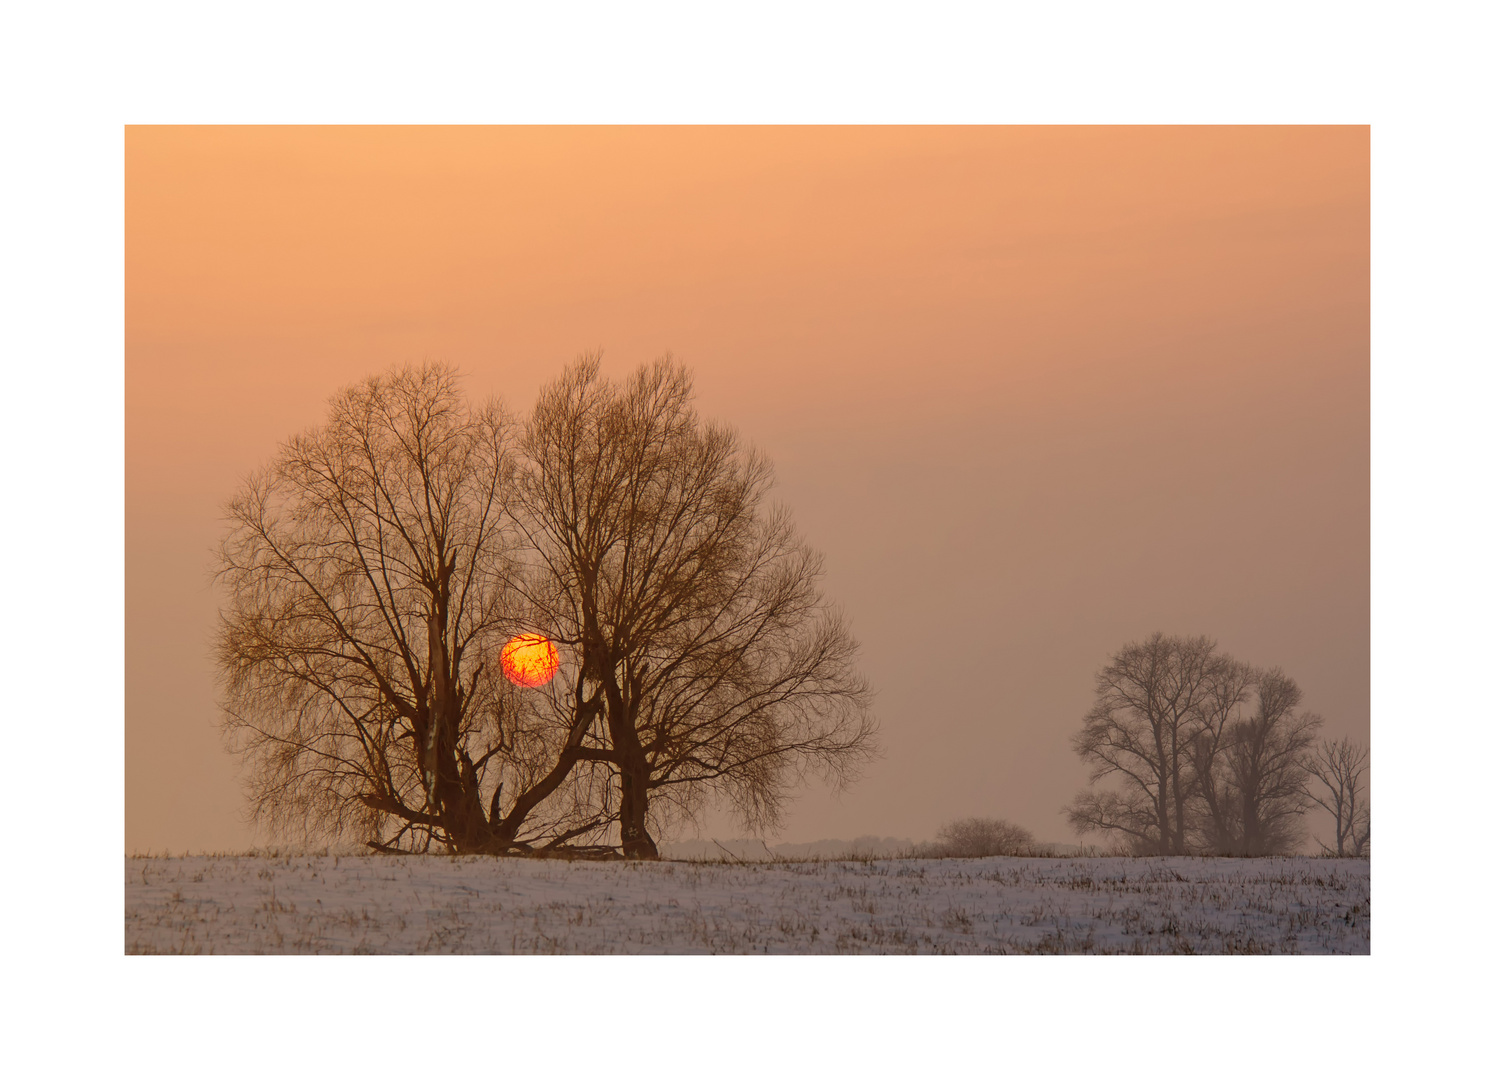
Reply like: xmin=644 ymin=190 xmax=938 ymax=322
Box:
xmin=658 ymin=836 xmax=918 ymax=860
xmin=125 ymin=853 xmax=1370 ymax=954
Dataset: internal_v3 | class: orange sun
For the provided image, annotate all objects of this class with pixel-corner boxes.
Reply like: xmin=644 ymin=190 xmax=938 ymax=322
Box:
xmin=500 ymin=633 xmax=560 ymax=688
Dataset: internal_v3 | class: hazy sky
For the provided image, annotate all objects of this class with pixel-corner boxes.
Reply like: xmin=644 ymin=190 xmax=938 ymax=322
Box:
xmin=125 ymin=126 xmax=1367 ymax=853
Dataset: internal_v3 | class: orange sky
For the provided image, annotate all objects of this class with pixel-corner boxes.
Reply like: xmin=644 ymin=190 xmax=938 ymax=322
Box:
xmin=126 ymin=126 xmax=1367 ymax=852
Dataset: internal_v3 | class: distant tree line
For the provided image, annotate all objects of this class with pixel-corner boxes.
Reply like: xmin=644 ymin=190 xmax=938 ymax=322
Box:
xmin=1067 ymin=633 xmax=1369 ymax=857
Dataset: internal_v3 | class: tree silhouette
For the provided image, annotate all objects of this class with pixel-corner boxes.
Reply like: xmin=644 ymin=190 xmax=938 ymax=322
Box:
xmin=1195 ymin=669 xmax=1321 ymax=855
xmin=1306 ymin=737 xmax=1370 ymax=857
xmin=216 ymin=365 xmax=607 ymax=853
xmin=216 ymin=358 xmax=877 ymax=858
xmin=1066 ymin=633 xmax=1249 ymax=855
xmin=517 ymin=356 xmax=878 ymax=857
xmin=1069 ymin=634 xmax=1330 ymax=856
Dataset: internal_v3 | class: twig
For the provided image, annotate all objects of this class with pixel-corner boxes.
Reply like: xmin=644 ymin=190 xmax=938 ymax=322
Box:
xmin=366 ymin=840 xmax=413 ymax=856
xmin=713 ymin=839 xmax=748 ymax=865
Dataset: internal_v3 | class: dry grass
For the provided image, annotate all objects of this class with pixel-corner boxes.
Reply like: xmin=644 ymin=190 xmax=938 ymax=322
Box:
xmin=125 ymin=852 xmax=1369 ymax=955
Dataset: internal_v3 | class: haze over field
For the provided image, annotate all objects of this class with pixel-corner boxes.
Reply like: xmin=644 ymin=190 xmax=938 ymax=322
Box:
xmin=126 ymin=126 xmax=1368 ymax=853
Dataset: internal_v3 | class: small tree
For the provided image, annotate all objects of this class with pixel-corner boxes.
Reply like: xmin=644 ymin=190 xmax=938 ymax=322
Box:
xmin=1306 ymin=737 xmax=1370 ymax=857
xmin=932 ymin=817 xmax=1035 ymax=857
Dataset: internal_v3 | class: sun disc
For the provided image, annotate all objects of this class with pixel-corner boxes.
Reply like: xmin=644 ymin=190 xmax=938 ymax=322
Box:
xmin=501 ymin=633 xmax=559 ymax=688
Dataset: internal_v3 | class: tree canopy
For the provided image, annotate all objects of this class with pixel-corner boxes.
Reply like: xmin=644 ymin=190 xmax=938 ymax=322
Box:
xmin=216 ymin=358 xmax=877 ymax=857
xmin=1067 ymin=633 xmax=1327 ymax=856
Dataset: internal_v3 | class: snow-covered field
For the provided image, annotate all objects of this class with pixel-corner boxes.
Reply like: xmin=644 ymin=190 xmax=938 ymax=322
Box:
xmin=125 ymin=854 xmax=1369 ymax=954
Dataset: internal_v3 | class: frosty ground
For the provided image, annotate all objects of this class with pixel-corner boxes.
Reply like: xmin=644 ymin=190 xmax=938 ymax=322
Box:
xmin=125 ymin=853 xmax=1368 ymax=954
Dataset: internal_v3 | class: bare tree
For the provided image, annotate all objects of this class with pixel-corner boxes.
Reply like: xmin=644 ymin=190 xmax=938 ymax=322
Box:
xmin=1063 ymin=788 xmax=1162 ymax=853
xmin=215 ymin=365 xmax=607 ymax=854
xmin=1306 ymin=737 xmax=1370 ymax=857
xmin=1066 ymin=633 xmax=1250 ymax=855
xmin=930 ymin=817 xmax=1035 ymax=857
xmin=517 ymin=355 xmax=878 ymax=858
xmin=1195 ymin=669 xmax=1321 ymax=855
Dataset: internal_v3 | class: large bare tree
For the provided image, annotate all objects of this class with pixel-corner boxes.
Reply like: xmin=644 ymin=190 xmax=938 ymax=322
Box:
xmin=216 ymin=365 xmax=608 ymax=854
xmin=1306 ymin=736 xmax=1370 ymax=857
xmin=517 ymin=356 xmax=878 ymax=858
xmin=1066 ymin=633 xmax=1250 ymax=855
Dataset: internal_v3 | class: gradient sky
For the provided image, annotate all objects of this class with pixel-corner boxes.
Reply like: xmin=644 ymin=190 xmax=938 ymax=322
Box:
xmin=125 ymin=126 xmax=1367 ymax=853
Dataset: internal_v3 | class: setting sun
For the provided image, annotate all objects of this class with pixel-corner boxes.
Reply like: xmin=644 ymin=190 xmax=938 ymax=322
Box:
xmin=501 ymin=634 xmax=560 ymax=688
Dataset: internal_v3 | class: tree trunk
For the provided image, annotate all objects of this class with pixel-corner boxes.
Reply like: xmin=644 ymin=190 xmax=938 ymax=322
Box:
xmin=425 ymin=563 xmax=495 ymax=854
xmin=1153 ymin=721 xmax=1171 ymax=856
xmin=1155 ymin=772 xmax=1171 ymax=856
xmin=617 ymin=760 xmax=658 ymax=859
xmin=1170 ymin=728 xmax=1189 ymax=855
xmin=1241 ymin=789 xmax=1259 ymax=857
xmin=1334 ymin=793 xmax=1348 ymax=857
xmin=603 ymin=667 xmax=658 ymax=859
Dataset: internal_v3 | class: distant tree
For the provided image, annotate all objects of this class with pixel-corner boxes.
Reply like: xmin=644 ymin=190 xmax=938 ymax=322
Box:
xmin=1306 ymin=737 xmax=1370 ymax=857
xmin=1194 ymin=669 xmax=1321 ymax=855
xmin=516 ymin=356 xmax=878 ymax=858
xmin=215 ymin=365 xmax=608 ymax=854
xmin=1066 ymin=633 xmax=1251 ymax=855
xmin=931 ymin=817 xmax=1035 ymax=857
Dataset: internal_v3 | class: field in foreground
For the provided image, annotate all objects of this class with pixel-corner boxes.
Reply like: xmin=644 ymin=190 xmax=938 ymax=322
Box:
xmin=125 ymin=854 xmax=1369 ymax=954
